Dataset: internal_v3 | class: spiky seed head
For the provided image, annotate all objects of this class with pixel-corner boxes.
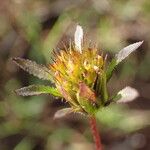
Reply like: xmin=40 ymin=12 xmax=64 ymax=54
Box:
xmin=49 ymin=45 xmax=104 ymax=114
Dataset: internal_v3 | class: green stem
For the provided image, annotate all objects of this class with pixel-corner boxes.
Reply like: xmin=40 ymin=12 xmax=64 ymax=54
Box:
xmin=89 ymin=116 xmax=103 ymax=150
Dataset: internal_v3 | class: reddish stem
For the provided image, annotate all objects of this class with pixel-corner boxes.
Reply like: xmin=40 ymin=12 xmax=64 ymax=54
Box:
xmin=89 ymin=116 xmax=103 ymax=150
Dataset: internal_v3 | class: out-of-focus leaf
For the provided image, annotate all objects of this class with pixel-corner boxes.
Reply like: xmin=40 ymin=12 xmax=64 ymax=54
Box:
xmin=0 ymin=122 xmax=21 ymax=138
xmin=106 ymin=41 xmax=143 ymax=81
xmin=15 ymin=85 xmax=61 ymax=97
xmin=115 ymin=86 xmax=139 ymax=103
xmin=43 ymin=13 xmax=71 ymax=63
xmin=14 ymin=137 xmax=35 ymax=150
xmin=115 ymin=41 xmax=143 ymax=64
xmin=12 ymin=57 xmax=52 ymax=81
xmin=96 ymin=104 xmax=149 ymax=133
xmin=54 ymin=108 xmax=73 ymax=119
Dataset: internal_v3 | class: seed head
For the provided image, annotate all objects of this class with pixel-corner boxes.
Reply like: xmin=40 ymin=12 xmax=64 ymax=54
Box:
xmin=50 ymin=42 xmax=104 ymax=114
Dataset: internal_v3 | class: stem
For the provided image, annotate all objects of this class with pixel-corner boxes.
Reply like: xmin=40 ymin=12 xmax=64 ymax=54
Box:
xmin=89 ymin=116 xmax=103 ymax=150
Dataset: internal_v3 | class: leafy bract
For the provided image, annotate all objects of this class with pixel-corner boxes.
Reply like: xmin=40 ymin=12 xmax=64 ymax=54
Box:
xmin=106 ymin=59 xmax=117 ymax=81
xmin=13 ymin=57 xmax=52 ymax=81
xmin=15 ymin=85 xmax=61 ymax=97
xmin=106 ymin=41 xmax=143 ymax=81
xmin=100 ymin=72 xmax=108 ymax=103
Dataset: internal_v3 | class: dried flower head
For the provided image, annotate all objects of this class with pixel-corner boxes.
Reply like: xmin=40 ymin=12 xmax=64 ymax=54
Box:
xmin=13 ymin=25 xmax=143 ymax=117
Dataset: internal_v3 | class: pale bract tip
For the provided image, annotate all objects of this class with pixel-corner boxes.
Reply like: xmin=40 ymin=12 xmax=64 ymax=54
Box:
xmin=74 ymin=25 xmax=83 ymax=53
xmin=116 ymin=41 xmax=143 ymax=64
xmin=54 ymin=108 xmax=73 ymax=119
xmin=117 ymin=86 xmax=139 ymax=103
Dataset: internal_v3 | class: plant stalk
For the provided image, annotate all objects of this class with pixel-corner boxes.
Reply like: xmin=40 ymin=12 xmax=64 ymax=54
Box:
xmin=89 ymin=116 xmax=103 ymax=150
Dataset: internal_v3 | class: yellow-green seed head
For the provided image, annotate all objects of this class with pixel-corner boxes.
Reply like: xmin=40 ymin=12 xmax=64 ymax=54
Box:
xmin=50 ymin=45 xmax=105 ymax=114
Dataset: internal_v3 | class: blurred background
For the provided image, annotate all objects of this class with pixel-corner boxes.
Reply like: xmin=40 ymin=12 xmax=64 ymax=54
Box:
xmin=0 ymin=0 xmax=150 ymax=149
